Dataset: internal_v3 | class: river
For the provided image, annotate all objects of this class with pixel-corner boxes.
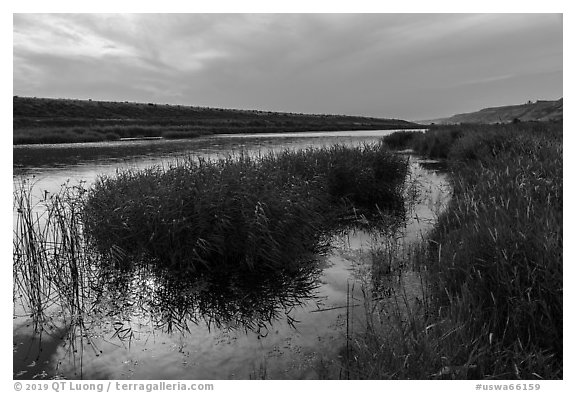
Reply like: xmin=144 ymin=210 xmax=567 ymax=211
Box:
xmin=13 ymin=130 xmax=450 ymax=379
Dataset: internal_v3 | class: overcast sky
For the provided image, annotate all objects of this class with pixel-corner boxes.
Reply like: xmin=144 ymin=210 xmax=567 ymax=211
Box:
xmin=13 ymin=13 xmax=562 ymax=120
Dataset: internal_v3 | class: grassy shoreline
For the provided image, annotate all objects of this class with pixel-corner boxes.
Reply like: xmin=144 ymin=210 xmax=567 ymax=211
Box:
xmin=345 ymin=122 xmax=562 ymax=379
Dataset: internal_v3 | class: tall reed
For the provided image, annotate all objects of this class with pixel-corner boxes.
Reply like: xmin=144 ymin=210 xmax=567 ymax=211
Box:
xmin=82 ymin=143 xmax=409 ymax=274
xmin=13 ymin=180 xmax=108 ymax=377
xmin=346 ymin=122 xmax=562 ymax=379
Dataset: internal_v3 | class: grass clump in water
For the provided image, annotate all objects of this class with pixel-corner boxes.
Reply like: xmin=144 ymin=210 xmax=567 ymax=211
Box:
xmin=82 ymin=143 xmax=409 ymax=275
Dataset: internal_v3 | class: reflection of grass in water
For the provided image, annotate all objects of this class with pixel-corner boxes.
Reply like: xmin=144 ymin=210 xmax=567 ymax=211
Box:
xmin=301 ymin=161 xmax=448 ymax=379
xmin=346 ymin=161 xmax=448 ymax=297
xmin=338 ymin=241 xmax=442 ymax=379
xmin=104 ymin=260 xmax=321 ymax=335
xmin=13 ymin=180 xmax=109 ymax=378
xmin=333 ymin=187 xmax=442 ymax=379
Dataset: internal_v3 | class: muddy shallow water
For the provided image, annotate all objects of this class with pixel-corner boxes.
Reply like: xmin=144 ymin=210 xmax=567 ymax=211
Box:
xmin=13 ymin=130 xmax=449 ymax=379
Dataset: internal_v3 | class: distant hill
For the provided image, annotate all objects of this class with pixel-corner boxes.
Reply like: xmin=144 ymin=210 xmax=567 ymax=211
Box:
xmin=13 ymin=96 xmax=420 ymax=144
xmin=420 ymin=99 xmax=563 ymax=125
xmin=13 ymin=96 xmax=417 ymax=133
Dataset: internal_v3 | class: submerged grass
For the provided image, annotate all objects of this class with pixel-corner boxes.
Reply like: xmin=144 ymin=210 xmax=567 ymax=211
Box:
xmin=346 ymin=122 xmax=562 ymax=379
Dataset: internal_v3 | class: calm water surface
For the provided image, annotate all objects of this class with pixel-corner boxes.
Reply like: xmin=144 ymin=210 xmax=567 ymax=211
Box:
xmin=13 ymin=130 xmax=422 ymax=194
xmin=13 ymin=130 xmax=449 ymax=379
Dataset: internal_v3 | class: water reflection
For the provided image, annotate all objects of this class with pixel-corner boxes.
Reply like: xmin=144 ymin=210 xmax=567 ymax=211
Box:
xmin=99 ymin=257 xmax=322 ymax=336
xmin=13 ymin=130 xmax=413 ymax=192
xmin=13 ymin=251 xmax=323 ymax=379
xmin=14 ymin=131 xmax=422 ymax=169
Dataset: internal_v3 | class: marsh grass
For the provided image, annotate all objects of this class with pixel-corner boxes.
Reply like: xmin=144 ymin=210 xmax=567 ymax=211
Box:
xmin=427 ymin=130 xmax=563 ymax=377
xmin=380 ymin=130 xmax=421 ymax=150
xmin=13 ymin=180 xmax=108 ymax=378
xmin=82 ymin=143 xmax=409 ymax=274
xmin=343 ymin=122 xmax=562 ymax=379
xmin=381 ymin=121 xmax=563 ymax=160
xmin=14 ymin=180 xmax=92 ymax=325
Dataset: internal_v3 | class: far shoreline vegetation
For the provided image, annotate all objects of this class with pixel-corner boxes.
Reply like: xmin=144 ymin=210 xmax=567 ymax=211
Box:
xmin=13 ymin=96 xmax=421 ymax=145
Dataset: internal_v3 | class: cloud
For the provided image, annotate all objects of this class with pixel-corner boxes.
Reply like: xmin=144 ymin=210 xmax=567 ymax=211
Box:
xmin=13 ymin=13 xmax=562 ymax=119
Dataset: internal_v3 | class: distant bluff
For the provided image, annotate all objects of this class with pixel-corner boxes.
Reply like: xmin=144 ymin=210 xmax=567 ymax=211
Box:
xmin=422 ymin=98 xmax=562 ymax=125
